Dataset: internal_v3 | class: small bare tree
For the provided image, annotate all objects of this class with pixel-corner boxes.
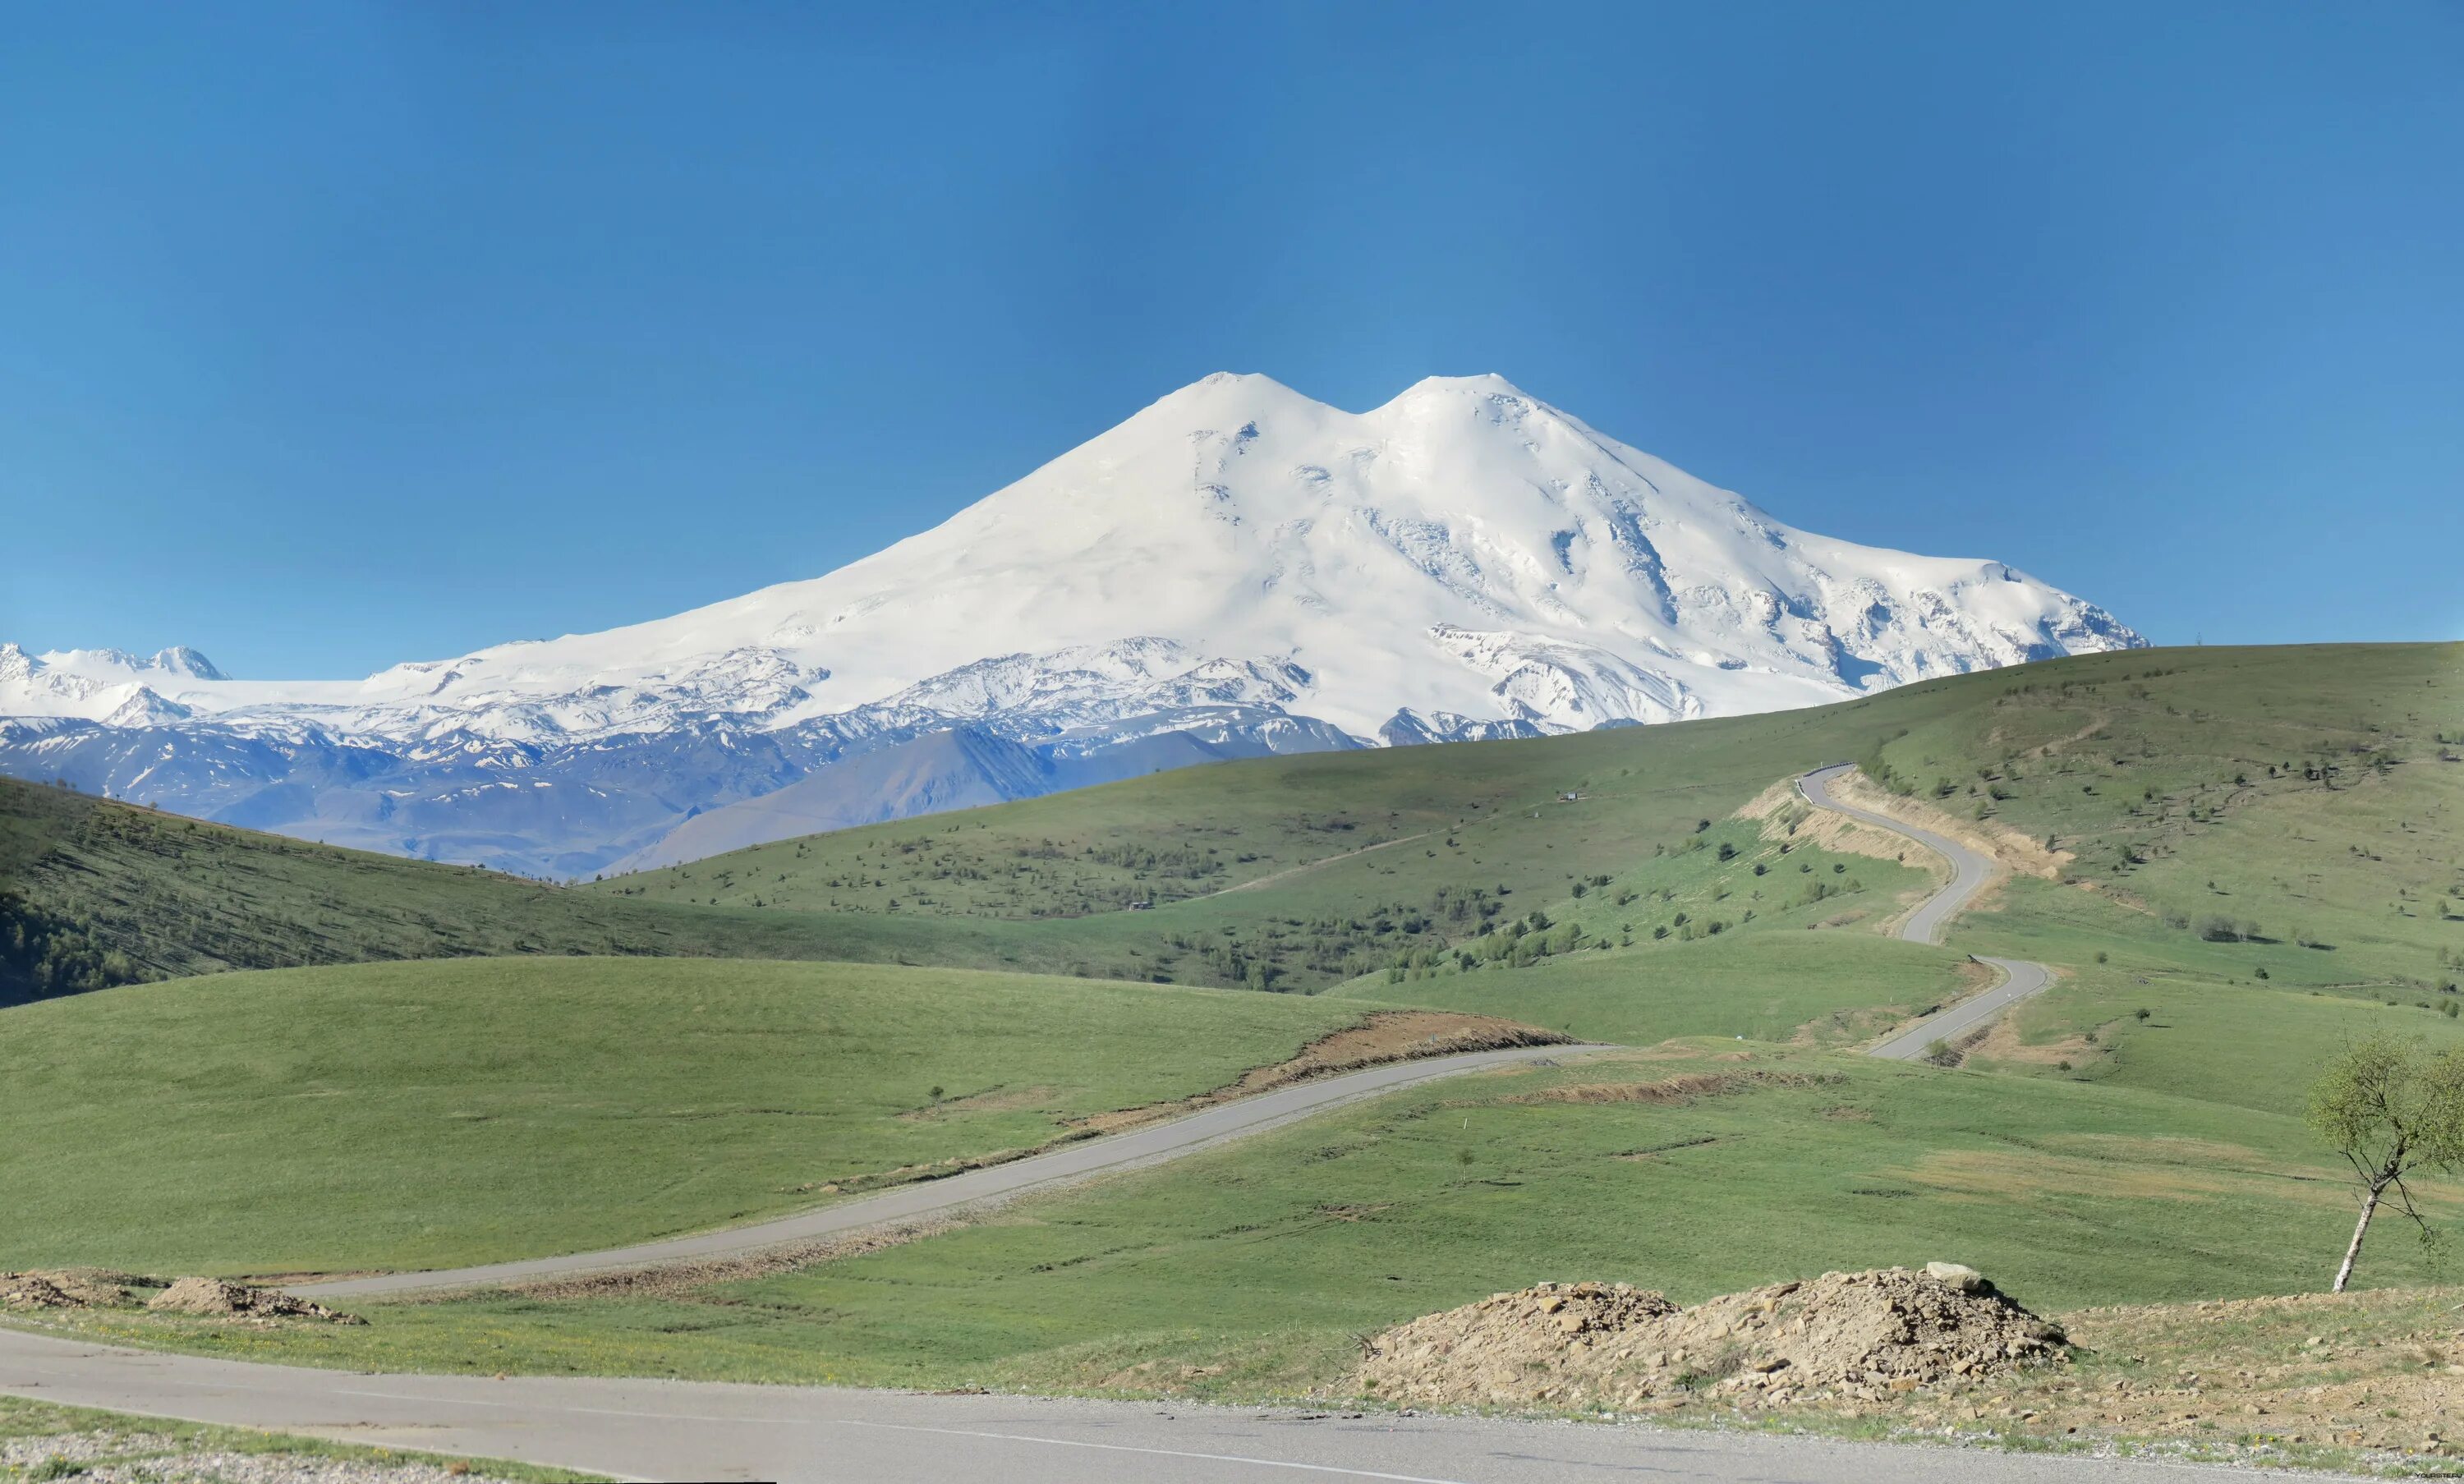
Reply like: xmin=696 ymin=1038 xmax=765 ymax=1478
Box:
xmin=2307 ymin=1037 xmax=2464 ymax=1292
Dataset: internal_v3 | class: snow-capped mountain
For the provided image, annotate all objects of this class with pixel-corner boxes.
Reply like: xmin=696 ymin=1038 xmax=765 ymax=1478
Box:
xmin=0 ymin=373 xmax=2142 ymax=875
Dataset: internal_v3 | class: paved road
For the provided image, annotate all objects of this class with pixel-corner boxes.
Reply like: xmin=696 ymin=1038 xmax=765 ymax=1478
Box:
xmin=1797 ymin=765 xmax=2058 ymax=1062
xmin=1864 ymin=955 xmax=2056 ymax=1061
xmin=0 ymin=1328 xmax=2349 ymax=1483
xmin=296 ymin=1041 xmax=1595 ymax=1299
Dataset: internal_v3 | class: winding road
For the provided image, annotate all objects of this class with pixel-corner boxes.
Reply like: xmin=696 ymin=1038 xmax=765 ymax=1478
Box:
xmin=295 ymin=1041 xmax=1594 ymax=1300
xmin=1796 ymin=764 xmax=2058 ymax=1061
xmin=298 ymin=761 xmax=2042 ymax=1301
xmin=0 ymin=767 xmax=2108 ymax=1481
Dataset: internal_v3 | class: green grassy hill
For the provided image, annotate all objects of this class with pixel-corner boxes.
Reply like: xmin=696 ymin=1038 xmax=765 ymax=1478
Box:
xmin=588 ymin=644 xmax=2460 ymax=995
xmin=12 ymin=645 xmax=2454 ymax=1005
xmin=7 ymin=642 xmax=2462 ymax=1407
xmin=0 ymin=777 xmax=1073 ymax=1004
xmin=0 ymin=957 xmax=1387 ymax=1273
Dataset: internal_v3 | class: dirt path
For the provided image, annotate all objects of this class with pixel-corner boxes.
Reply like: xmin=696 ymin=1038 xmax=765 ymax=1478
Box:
xmin=1198 ymin=830 xmax=1434 ymax=898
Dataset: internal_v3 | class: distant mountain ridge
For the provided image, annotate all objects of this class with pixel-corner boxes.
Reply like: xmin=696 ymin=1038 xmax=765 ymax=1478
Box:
xmin=0 ymin=373 xmax=2143 ymax=875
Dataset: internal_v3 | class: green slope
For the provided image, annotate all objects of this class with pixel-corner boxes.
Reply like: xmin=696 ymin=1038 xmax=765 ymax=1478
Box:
xmin=0 ymin=957 xmax=1382 ymax=1273
xmin=11 ymin=645 xmax=2454 ymax=1003
xmin=1338 ymin=930 xmax=1972 ymax=1049
xmin=0 ymin=777 xmax=1069 ymax=1004
xmin=54 ymin=1038 xmax=2461 ymax=1393
xmin=591 ymin=643 xmax=2462 ymax=994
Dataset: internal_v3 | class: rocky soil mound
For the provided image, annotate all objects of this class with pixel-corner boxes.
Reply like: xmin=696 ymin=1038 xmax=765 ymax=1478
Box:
xmin=1357 ymin=1264 xmax=2065 ymax=1411
xmin=0 ymin=1270 xmax=149 ymax=1309
xmin=0 ymin=1273 xmax=81 ymax=1309
xmin=146 ymin=1275 xmax=364 ymax=1325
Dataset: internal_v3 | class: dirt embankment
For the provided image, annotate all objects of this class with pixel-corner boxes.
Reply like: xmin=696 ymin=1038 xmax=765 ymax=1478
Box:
xmin=1743 ymin=770 xmax=2072 ymax=885
xmin=1740 ymin=779 xmax=1926 ymax=866
xmin=1492 ymin=1068 xmax=1840 ymax=1107
xmin=1823 ymin=769 xmax=2071 ymax=881
xmin=1357 ymin=1265 xmax=2064 ymax=1413
xmin=1069 ymin=1010 xmax=1570 ymax=1137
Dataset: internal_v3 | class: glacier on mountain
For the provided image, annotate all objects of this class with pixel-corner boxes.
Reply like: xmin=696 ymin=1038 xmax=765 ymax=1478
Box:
xmin=0 ymin=373 xmax=2142 ymax=875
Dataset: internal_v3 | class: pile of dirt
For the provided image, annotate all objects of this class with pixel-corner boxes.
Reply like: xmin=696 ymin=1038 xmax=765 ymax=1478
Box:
xmin=0 ymin=1273 xmax=82 ymax=1310
xmin=0 ymin=1269 xmax=150 ymax=1310
xmin=146 ymin=1275 xmax=365 ymax=1325
xmin=1356 ymin=1265 xmax=2066 ymax=1411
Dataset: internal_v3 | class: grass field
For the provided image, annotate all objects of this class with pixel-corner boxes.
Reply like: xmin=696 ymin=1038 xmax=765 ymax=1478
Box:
xmin=0 ymin=957 xmax=1388 ymax=1273
xmin=39 ymin=1036 xmax=2456 ymax=1398
xmin=1338 ymin=930 xmax=1972 ymax=1048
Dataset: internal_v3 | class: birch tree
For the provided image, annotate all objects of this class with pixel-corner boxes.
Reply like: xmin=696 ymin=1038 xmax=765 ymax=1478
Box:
xmin=2306 ymin=1037 xmax=2464 ymax=1292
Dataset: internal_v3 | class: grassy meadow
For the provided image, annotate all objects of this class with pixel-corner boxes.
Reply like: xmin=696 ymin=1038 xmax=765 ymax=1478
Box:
xmin=0 ymin=957 xmax=1383 ymax=1273
xmin=1338 ymin=929 xmax=1971 ymax=1047
xmin=42 ymin=1037 xmax=2457 ymax=1397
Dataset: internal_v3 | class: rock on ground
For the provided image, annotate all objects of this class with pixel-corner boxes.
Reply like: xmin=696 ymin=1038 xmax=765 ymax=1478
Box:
xmin=1357 ymin=1266 xmax=2066 ymax=1412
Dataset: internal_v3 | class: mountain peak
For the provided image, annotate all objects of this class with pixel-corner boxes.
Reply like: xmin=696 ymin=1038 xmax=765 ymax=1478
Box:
xmin=0 ymin=370 xmax=2145 ymax=875
xmin=151 ymin=646 xmax=224 ymax=681
xmin=1164 ymin=370 xmax=1310 ymax=404
xmin=1390 ymin=372 xmax=1533 ymax=402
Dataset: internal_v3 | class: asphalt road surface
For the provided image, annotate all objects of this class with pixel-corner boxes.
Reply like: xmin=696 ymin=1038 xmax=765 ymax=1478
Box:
xmin=1797 ymin=764 xmax=2059 ymax=1061
xmin=296 ymin=1041 xmax=1597 ymax=1299
xmin=0 ymin=1328 xmax=2351 ymax=1483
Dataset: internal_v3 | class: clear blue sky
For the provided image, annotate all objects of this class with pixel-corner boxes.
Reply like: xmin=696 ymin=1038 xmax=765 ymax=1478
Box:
xmin=4 ymin=1 xmax=2457 ymax=678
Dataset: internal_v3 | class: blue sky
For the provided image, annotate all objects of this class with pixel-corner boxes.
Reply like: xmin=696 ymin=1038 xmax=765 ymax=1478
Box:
xmin=4 ymin=1 xmax=2457 ymax=678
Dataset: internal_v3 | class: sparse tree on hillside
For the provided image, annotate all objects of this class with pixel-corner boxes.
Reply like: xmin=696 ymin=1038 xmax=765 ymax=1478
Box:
xmin=2307 ymin=1037 xmax=2464 ymax=1292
